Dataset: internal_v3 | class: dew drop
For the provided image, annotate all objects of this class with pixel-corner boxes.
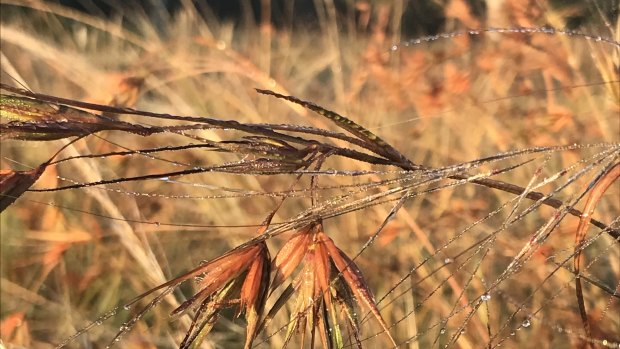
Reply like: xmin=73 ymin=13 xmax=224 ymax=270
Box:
xmin=123 ymin=304 xmax=131 ymax=310
xmin=481 ymin=294 xmax=491 ymax=302
xmin=522 ymin=319 xmax=531 ymax=328
xmin=390 ymin=45 xmax=398 ymax=51
xmin=440 ymin=328 xmax=446 ymax=334
xmin=444 ymin=258 xmax=453 ymax=264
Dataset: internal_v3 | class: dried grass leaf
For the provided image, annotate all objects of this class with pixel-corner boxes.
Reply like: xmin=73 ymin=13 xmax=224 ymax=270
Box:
xmin=0 ymin=167 xmax=45 ymax=212
xmin=573 ymin=162 xmax=620 ymax=346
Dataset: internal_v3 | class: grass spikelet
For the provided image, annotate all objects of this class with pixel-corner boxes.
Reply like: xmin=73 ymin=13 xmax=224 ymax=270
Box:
xmin=256 ymin=89 xmax=416 ymax=168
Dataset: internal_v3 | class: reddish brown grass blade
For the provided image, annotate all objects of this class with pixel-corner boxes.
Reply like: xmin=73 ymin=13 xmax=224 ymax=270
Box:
xmin=125 ymin=244 xmax=258 ymax=308
xmin=573 ymin=162 xmax=620 ymax=348
xmin=318 ymin=231 xmax=397 ymax=347
xmin=313 ymin=237 xmax=335 ymax=349
xmin=313 ymin=236 xmax=332 ymax=296
xmin=0 ymin=167 xmax=45 ymax=212
xmin=240 ymin=243 xmax=270 ymax=309
xmin=241 ymin=243 xmax=271 ymax=349
xmin=271 ymin=227 xmax=313 ymax=292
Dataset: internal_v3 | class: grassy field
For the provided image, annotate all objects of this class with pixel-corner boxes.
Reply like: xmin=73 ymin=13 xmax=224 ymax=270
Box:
xmin=1 ymin=1 xmax=619 ymax=348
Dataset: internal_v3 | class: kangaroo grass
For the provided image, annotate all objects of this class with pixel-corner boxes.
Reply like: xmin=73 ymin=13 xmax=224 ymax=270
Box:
xmin=3 ymin=84 xmax=617 ymax=237
xmin=1 ymin=85 xmax=618 ymax=348
xmin=2 ymin=4 xmax=618 ymax=346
